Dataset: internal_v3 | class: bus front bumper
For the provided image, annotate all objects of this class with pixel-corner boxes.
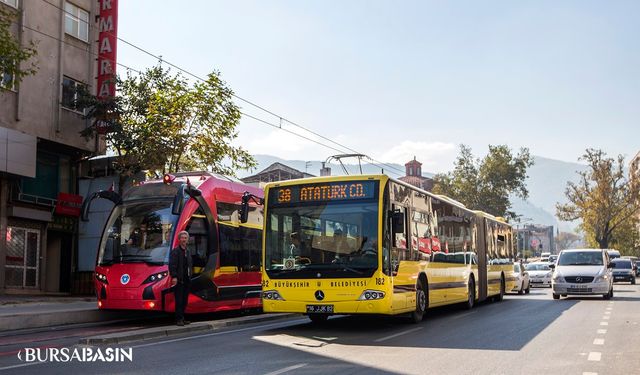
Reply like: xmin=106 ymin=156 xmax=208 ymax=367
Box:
xmin=262 ymin=299 xmax=392 ymax=315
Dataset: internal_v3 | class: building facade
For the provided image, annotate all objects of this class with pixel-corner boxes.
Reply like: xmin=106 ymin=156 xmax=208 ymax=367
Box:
xmin=0 ymin=0 xmax=108 ymax=294
xmin=398 ymin=157 xmax=434 ymax=191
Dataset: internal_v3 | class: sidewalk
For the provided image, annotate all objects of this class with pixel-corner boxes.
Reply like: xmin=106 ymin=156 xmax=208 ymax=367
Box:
xmin=0 ymin=295 xmax=147 ymax=332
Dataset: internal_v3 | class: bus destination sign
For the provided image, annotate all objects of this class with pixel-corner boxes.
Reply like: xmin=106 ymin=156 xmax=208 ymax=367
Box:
xmin=270 ymin=181 xmax=378 ymax=205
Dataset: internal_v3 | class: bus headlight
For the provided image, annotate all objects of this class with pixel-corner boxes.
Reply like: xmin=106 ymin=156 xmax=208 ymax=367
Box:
xmin=263 ymin=290 xmax=285 ymax=301
xmin=95 ymin=272 xmax=108 ymax=284
xmin=143 ymin=271 xmax=168 ymax=284
xmin=358 ymin=290 xmax=385 ymax=300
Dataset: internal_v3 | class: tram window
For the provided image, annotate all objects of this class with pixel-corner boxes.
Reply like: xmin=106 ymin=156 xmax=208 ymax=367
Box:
xmin=219 ymin=225 xmax=262 ymax=272
xmin=186 ymin=217 xmax=208 ymax=272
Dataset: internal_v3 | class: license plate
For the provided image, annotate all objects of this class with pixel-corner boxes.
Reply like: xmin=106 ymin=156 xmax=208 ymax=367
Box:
xmin=570 ymin=284 xmax=588 ymax=289
xmin=306 ymin=304 xmax=334 ymax=314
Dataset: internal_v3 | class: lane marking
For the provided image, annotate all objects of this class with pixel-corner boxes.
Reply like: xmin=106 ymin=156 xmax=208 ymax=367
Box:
xmin=374 ymin=327 xmax=423 ymax=343
xmin=597 ymin=329 xmax=607 ymax=334
xmin=583 ymin=372 xmax=598 ymax=375
xmin=603 ymin=316 xmax=610 ymax=320
xmin=264 ymin=363 xmax=308 ymax=375
xmin=606 ymin=307 xmax=612 ymax=311
xmin=0 ymin=362 xmax=41 ymax=371
xmin=451 ymin=310 xmax=478 ymax=320
xmin=604 ymin=311 xmax=611 ymax=315
xmin=600 ymin=322 xmax=608 ymax=326
xmin=588 ymin=352 xmax=602 ymax=361
xmin=593 ymin=338 xmax=605 ymax=345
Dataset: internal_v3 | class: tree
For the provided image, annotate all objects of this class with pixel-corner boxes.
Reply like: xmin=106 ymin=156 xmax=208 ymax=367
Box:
xmin=556 ymin=149 xmax=640 ymax=250
xmin=0 ymin=6 xmax=37 ymax=85
xmin=555 ymin=231 xmax=582 ymax=251
xmin=433 ymin=144 xmax=534 ymax=220
xmin=80 ymin=64 xmax=256 ymax=193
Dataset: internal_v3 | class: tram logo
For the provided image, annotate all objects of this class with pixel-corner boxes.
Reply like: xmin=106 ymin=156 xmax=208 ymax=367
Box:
xmin=314 ymin=290 xmax=325 ymax=301
xmin=120 ymin=274 xmax=130 ymax=285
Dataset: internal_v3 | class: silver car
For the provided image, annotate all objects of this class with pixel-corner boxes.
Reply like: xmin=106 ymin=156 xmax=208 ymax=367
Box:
xmin=525 ymin=262 xmax=552 ymax=287
xmin=550 ymin=249 xmax=614 ymax=300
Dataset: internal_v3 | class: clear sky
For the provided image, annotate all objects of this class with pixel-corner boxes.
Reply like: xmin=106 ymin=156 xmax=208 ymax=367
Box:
xmin=117 ymin=0 xmax=640 ymax=173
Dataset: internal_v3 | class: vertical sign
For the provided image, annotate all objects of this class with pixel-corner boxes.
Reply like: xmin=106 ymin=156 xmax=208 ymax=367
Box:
xmin=97 ymin=0 xmax=118 ymax=100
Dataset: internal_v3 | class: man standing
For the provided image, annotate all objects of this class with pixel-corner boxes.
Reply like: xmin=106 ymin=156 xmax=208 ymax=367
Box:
xmin=169 ymin=231 xmax=192 ymax=326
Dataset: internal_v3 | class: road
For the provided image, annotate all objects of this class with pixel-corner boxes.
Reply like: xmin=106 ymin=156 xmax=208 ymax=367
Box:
xmin=2 ymin=285 xmax=639 ymax=374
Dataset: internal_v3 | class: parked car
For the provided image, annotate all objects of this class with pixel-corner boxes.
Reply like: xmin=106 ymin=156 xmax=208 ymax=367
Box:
xmin=621 ymin=256 xmax=639 ymax=276
xmin=550 ymin=248 xmax=614 ymax=300
xmin=540 ymin=252 xmax=551 ymax=262
xmin=511 ymin=263 xmax=530 ymax=294
xmin=548 ymin=254 xmax=558 ymax=264
xmin=636 ymin=261 xmax=640 ymax=277
xmin=525 ymin=262 xmax=553 ymax=287
xmin=611 ymin=258 xmax=636 ymax=284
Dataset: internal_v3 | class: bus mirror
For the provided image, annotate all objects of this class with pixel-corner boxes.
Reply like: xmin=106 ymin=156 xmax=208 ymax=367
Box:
xmin=391 ymin=210 xmax=404 ymax=234
xmin=240 ymin=192 xmax=264 ymax=223
xmin=172 ymin=185 xmax=186 ymax=216
xmin=240 ymin=203 xmax=249 ymax=223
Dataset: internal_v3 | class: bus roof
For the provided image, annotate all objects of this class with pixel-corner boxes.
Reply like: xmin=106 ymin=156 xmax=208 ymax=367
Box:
xmin=264 ymin=174 xmax=508 ymax=225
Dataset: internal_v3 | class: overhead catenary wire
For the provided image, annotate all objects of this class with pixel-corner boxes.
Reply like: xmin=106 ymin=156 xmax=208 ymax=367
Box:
xmin=33 ymin=0 xmax=409 ymax=176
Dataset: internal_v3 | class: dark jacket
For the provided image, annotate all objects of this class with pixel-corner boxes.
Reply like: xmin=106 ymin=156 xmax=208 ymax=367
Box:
xmin=169 ymin=246 xmax=193 ymax=283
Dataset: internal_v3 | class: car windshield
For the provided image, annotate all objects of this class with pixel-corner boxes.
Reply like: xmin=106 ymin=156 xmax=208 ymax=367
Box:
xmin=265 ymin=199 xmax=379 ymax=279
xmin=612 ymin=260 xmax=632 ymax=269
xmin=557 ymin=251 xmax=603 ymax=266
xmin=525 ymin=263 xmax=550 ymax=271
xmin=97 ymin=200 xmax=177 ymax=266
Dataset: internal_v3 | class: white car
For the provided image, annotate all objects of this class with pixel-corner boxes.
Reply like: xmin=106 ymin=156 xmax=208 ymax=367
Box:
xmin=511 ymin=263 xmax=530 ymax=294
xmin=550 ymin=249 xmax=614 ymax=300
xmin=525 ymin=262 xmax=553 ymax=287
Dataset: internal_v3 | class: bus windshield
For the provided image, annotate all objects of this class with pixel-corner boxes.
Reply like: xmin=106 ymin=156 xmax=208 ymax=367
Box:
xmin=98 ymin=200 xmax=178 ymax=266
xmin=265 ymin=200 xmax=379 ymax=278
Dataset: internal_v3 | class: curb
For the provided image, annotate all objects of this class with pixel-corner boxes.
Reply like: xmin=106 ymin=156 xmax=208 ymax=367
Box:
xmin=79 ymin=313 xmax=300 ymax=345
xmin=0 ymin=309 xmax=150 ymax=332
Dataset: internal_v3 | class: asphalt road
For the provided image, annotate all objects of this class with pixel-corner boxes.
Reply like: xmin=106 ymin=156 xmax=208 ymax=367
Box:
xmin=2 ymin=284 xmax=639 ymax=375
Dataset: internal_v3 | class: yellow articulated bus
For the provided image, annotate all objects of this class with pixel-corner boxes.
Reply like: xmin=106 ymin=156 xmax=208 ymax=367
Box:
xmin=260 ymin=174 xmax=516 ymax=323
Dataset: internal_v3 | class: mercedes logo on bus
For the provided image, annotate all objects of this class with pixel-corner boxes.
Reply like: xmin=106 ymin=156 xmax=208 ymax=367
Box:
xmin=314 ymin=290 xmax=325 ymax=301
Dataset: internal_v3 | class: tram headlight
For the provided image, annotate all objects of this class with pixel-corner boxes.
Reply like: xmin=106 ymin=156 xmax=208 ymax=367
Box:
xmin=143 ymin=271 xmax=169 ymax=284
xmin=262 ymin=290 xmax=285 ymax=301
xmin=358 ymin=290 xmax=385 ymax=300
xmin=95 ymin=272 xmax=108 ymax=284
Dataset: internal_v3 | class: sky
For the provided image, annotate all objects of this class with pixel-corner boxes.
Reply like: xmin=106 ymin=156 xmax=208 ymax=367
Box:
xmin=116 ymin=0 xmax=640 ymax=174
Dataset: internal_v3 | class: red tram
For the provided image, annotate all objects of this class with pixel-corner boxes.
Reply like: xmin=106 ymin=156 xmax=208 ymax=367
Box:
xmin=82 ymin=172 xmax=263 ymax=313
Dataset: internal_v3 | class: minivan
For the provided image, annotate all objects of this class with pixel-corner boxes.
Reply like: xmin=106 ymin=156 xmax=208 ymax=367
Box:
xmin=550 ymin=249 xmax=613 ymax=300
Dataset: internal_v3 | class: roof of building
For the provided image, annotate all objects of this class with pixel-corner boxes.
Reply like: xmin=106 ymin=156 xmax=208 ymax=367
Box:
xmin=241 ymin=162 xmax=314 ymax=183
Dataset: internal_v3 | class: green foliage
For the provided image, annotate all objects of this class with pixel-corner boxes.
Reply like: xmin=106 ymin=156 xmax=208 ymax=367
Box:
xmin=0 ymin=6 xmax=37 ymax=85
xmin=80 ymin=64 xmax=256 ymax=185
xmin=433 ymin=144 xmax=534 ymax=220
xmin=556 ymin=149 xmax=640 ymax=250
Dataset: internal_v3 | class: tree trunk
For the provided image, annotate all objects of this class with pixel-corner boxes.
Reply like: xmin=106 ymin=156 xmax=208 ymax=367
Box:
xmin=598 ymin=237 xmax=609 ymax=249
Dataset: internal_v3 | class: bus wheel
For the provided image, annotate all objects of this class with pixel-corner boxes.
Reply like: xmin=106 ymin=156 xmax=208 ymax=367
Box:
xmin=494 ymin=277 xmax=505 ymax=302
xmin=410 ymin=281 xmax=427 ymax=323
xmin=465 ymin=278 xmax=475 ymax=310
xmin=308 ymin=314 xmax=329 ymax=324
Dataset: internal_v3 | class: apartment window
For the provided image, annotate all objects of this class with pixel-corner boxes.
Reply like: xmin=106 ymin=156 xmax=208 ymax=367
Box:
xmin=64 ymin=2 xmax=89 ymax=42
xmin=1 ymin=71 xmax=15 ymax=91
xmin=0 ymin=0 xmax=19 ymax=8
xmin=61 ymin=76 xmax=86 ymax=111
